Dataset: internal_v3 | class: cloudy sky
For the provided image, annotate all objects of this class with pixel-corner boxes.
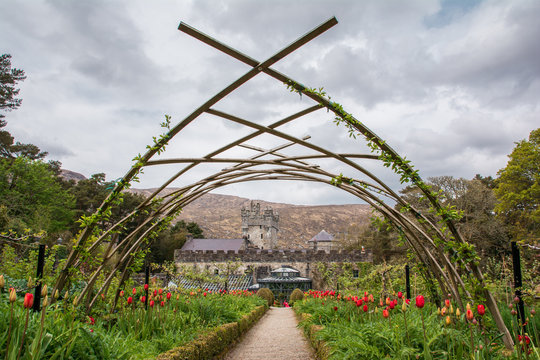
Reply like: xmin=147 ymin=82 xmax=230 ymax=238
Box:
xmin=1 ymin=0 xmax=538 ymax=205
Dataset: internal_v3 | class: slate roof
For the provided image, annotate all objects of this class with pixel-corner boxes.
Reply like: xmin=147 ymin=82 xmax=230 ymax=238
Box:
xmin=180 ymin=238 xmax=244 ymax=252
xmin=308 ymin=230 xmax=334 ymax=243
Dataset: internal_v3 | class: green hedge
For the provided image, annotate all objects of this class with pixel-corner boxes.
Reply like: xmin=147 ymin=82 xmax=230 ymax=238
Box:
xmin=296 ymin=311 xmax=330 ymax=360
xmin=155 ymin=305 xmax=267 ymax=360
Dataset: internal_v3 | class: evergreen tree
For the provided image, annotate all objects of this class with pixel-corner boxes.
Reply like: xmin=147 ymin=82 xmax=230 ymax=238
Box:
xmin=494 ymin=128 xmax=540 ymax=245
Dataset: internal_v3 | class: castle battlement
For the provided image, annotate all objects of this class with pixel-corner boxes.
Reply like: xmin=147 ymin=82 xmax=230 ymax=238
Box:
xmin=174 ymin=248 xmax=373 ymax=263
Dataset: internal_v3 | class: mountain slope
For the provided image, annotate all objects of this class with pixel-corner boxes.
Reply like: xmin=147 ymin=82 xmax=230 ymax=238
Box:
xmin=129 ymin=190 xmax=371 ymax=248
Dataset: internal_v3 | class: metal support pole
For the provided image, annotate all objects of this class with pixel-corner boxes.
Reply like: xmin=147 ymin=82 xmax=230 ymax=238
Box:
xmin=33 ymin=244 xmax=46 ymax=312
xmin=511 ymin=241 xmax=525 ymax=328
xmin=145 ymin=265 xmax=150 ymax=310
xmin=405 ymin=264 xmax=411 ymax=300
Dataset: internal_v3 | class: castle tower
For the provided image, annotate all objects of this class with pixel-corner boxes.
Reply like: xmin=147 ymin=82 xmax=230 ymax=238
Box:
xmin=241 ymin=201 xmax=279 ymax=249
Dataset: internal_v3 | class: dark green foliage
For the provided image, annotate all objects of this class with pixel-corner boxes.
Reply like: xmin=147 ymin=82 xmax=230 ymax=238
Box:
xmin=256 ymin=287 xmax=274 ymax=307
xmin=494 ymin=128 xmax=539 ymax=245
xmin=0 ymin=157 xmax=75 ymax=235
xmin=289 ymin=288 xmax=304 ymax=306
xmin=148 ymin=220 xmax=204 ymax=263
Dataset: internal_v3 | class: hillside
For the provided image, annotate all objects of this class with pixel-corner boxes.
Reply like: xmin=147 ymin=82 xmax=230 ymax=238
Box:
xmin=129 ymin=190 xmax=372 ymax=248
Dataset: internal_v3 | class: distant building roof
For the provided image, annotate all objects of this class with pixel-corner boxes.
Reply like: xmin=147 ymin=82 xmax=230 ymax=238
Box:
xmin=308 ymin=230 xmax=334 ymax=243
xmin=180 ymin=238 xmax=244 ymax=252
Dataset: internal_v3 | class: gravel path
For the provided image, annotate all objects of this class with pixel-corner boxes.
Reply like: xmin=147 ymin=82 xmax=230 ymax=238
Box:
xmin=223 ymin=307 xmax=315 ymax=360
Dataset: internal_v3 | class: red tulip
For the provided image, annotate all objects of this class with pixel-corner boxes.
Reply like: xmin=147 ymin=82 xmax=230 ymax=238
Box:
xmin=153 ymin=289 xmax=157 ymax=297
xmin=415 ymin=295 xmax=425 ymax=309
xmin=477 ymin=304 xmax=485 ymax=316
xmin=88 ymin=316 xmax=95 ymax=325
xmin=203 ymin=292 xmax=207 ymax=297
xmin=119 ymin=290 xmax=124 ymax=297
xmin=166 ymin=292 xmax=171 ymax=300
xmin=445 ymin=299 xmax=450 ymax=308
xmin=140 ymin=296 xmax=146 ymax=303
xmin=160 ymin=301 xmax=165 ymax=307
xmin=132 ymin=287 xmax=137 ymax=295
xmin=405 ymin=298 xmax=410 ymax=305
xmin=150 ymin=300 xmax=155 ymax=308
xmin=363 ymin=304 xmax=368 ymax=312
xmin=158 ymin=289 xmax=163 ymax=295
xmin=144 ymin=284 xmax=149 ymax=291
xmin=466 ymin=309 xmax=474 ymax=321
xmin=389 ymin=301 xmax=395 ymax=310
xmin=383 ymin=309 xmax=389 ymax=318
xmin=23 ymin=293 xmax=34 ymax=309
xmin=127 ymin=296 xmax=133 ymax=305
xmin=398 ymin=291 xmax=403 ymax=299
xmin=333 ymin=306 xmax=338 ymax=311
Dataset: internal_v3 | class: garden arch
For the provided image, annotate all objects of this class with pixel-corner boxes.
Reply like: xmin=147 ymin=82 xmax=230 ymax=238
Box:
xmin=52 ymin=17 xmax=513 ymax=347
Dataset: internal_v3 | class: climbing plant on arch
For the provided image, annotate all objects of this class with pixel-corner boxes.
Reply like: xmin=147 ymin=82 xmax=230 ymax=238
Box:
xmin=51 ymin=17 xmax=513 ymax=348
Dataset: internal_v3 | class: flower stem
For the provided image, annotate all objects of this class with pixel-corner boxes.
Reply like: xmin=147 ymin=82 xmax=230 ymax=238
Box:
xmin=16 ymin=309 xmax=30 ymax=360
xmin=5 ymin=303 xmax=14 ymax=359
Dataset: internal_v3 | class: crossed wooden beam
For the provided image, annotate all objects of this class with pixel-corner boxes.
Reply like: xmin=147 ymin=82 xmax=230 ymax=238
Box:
xmin=49 ymin=17 xmax=513 ymax=349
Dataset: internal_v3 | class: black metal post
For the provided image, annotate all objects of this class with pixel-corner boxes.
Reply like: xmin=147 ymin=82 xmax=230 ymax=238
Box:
xmin=405 ymin=264 xmax=411 ymax=300
xmin=145 ymin=265 xmax=150 ymax=310
xmin=33 ymin=244 xmax=46 ymax=312
xmin=511 ymin=241 xmax=526 ymax=327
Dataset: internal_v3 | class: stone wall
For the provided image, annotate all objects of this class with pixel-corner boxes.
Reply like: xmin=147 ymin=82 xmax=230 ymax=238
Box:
xmin=174 ymin=249 xmax=373 ymax=289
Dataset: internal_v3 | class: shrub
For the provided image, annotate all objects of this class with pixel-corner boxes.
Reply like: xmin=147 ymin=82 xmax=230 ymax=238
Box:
xmin=289 ymin=288 xmax=304 ymax=306
xmin=256 ymin=288 xmax=274 ymax=307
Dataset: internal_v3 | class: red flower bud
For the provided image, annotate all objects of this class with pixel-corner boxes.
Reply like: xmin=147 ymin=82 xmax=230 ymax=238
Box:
xmin=477 ymin=304 xmax=485 ymax=316
xmin=466 ymin=309 xmax=474 ymax=321
xmin=389 ymin=301 xmax=395 ymax=310
xmin=445 ymin=299 xmax=450 ymax=308
xmin=383 ymin=309 xmax=389 ymax=318
xmin=149 ymin=300 xmax=154 ymax=308
xmin=398 ymin=291 xmax=403 ymax=299
xmin=127 ymin=296 xmax=133 ymax=305
xmin=160 ymin=301 xmax=165 ymax=307
xmin=405 ymin=298 xmax=410 ymax=305
xmin=166 ymin=292 xmax=171 ymax=300
xmin=144 ymin=284 xmax=149 ymax=291
xmin=203 ymin=292 xmax=207 ymax=297
xmin=333 ymin=306 xmax=338 ymax=311
xmin=415 ymin=295 xmax=425 ymax=309
xmin=363 ymin=304 xmax=368 ymax=312
xmin=140 ymin=296 xmax=146 ymax=303
xmin=119 ymin=290 xmax=124 ymax=297
xmin=153 ymin=289 xmax=157 ymax=297
xmin=23 ymin=293 xmax=34 ymax=309
xmin=132 ymin=287 xmax=137 ymax=295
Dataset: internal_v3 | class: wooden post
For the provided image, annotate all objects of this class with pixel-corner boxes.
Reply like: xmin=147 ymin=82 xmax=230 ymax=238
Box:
xmin=33 ymin=244 xmax=46 ymax=312
xmin=405 ymin=264 xmax=411 ymax=300
xmin=511 ymin=241 xmax=526 ymax=328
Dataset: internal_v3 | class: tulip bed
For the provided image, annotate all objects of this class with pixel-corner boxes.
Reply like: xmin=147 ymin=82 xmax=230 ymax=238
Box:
xmin=0 ymin=282 xmax=266 ymax=360
xmin=294 ymin=290 xmax=539 ymax=360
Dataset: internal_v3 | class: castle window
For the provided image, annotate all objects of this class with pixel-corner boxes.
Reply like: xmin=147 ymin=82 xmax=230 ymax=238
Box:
xmin=259 ymin=225 xmax=262 ymax=229
xmin=353 ymin=270 xmax=359 ymax=278
xmin=260 ymin=234 xmax=263 ymax=239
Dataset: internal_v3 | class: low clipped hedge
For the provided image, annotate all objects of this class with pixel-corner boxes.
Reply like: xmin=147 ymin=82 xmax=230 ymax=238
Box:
xmin=155 ymin=305 xmax=267 ymax=360
xmin=296 ymin=312 xmax=330 ymax=360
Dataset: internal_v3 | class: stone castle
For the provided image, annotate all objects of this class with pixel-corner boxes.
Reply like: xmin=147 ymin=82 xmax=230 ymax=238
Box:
xmin=241 ymin=201 xmax=280 ymax=249
xmin=175 ymin=201 xmax=372 ymax=289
